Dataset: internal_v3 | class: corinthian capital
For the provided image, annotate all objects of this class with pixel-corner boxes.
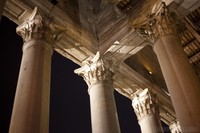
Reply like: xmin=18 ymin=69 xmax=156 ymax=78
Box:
xmin=74 ymin=51 xmax=114 ymax=86
xmin=135 ymin=2 xmax=182 ymax=43
xmin=132 ymin=88 xmax=159 ymax=120
xmin=16 ymin=7 xmax=61 ymax=43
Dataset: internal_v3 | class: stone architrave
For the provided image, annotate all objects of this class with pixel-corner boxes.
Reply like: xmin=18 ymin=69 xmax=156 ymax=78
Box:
xmin=135 ymin=2 xmax=200 ymax=132
xmin=132 ymin=88 xmax=164 ymax=133
xmin=74 ymin=52 xmax=121 ymax=133
xmin=0 ymin=0 xmax=6 ymax=21
xmin=169 ymin=120 xmax=182 ymax=133
xmin=9 ymin=7 xmax=60 ymax=133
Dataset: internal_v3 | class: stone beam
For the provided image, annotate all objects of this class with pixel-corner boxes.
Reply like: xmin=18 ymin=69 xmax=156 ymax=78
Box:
xmin=0 ymin=0 xmax=6 ymax=21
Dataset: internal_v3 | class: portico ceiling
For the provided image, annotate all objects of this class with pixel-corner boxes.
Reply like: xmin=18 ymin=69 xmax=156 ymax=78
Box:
xmin=3 ymin=0 xmax=200 ymax=124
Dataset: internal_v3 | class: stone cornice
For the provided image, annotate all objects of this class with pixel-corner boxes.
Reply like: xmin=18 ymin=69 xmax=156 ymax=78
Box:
xmin=74 ymin=51 xmax=114 ymax=86
xmin=132 ymin=88 xmax=159 ymax=120
xmin=16 ymin=7 xmax=62 ymax=43
xmin=135 ymin=2 xmax=181 ymax=44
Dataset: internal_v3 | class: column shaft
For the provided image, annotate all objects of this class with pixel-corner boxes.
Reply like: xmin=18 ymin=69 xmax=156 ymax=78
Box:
xmin=139 ymin=114 xmax=163 ymax=133
xmin=74 ymin=52 xmax=121 ymax=133
xmin=9 ymin=40 xmax=53 ymax=133
xmin=154 ymin=35 xmax=200 ymax=130
xmin=89 ymin=82 xmax=120 ymax=133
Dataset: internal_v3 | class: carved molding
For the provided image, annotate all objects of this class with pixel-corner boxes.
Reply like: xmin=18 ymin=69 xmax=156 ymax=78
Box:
xmin=169 ymin=120 xmax=182 ymax=133
xmin=159 ymin=106 xmax=177 ymax=125
xmin=16 ymin=7 xmax=62 ymax=43
xmin=135 ymin=2 xmax=181 ymax=44
xmin=132 ymin=88 xmax=159 ymax=120
xmin=74 ymin=51 xmax=114 ymax=86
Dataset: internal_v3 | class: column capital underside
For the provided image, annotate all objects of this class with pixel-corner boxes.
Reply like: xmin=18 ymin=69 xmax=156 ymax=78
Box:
xmin=74 ymin=51 xmax=114 ymax=86
xmin=134 ymin=2 xmax=183 ymax=44
xmin=16 ymin=7 xmax=62 ymax=43
xmin=132 ymin=88 xmax=159 ymax=120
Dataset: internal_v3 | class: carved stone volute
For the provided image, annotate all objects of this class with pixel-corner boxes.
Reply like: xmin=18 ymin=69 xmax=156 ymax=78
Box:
xmin=132 ymin=88 xmax=159 ymax=120
xmin=74 ymin=51 xmax=114 ymax=86
xmin=16 ymin=7 xmax=61 ymax=43
xmin=135 ymin=2 xmax=182 ymax=44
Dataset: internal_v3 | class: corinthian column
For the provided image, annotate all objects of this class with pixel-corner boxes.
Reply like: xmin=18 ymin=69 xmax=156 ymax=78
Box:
xmin=135 ymin=2 xmax=200 ymax=132
xmin=9 ymin=7 xmax=59 ymax=133
xmin=74 ymin=52 xmax=121 ymax=133
xmin=132 ymin=88 xmax=163 ymax=133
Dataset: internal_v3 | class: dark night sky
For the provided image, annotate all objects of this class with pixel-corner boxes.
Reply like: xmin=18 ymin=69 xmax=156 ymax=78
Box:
xmin=0 ymin=16 xmax=144 ymax=133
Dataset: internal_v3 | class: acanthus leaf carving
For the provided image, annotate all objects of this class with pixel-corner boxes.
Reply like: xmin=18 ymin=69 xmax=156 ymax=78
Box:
xmin=134 ymin=2 xmax=184 ymax=44
xmin=132 ymin=88 xmax=159 ymax=120
xmin=16 ymin=7 xmax=63 ymax=44
xmin=74 ymin=51 xmax=114 ymax=86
